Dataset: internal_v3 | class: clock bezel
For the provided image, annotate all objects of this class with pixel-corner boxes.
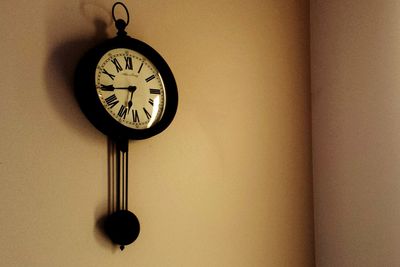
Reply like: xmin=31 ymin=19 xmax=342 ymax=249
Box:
xmin=75 ymin=35 xmax=178 ymax=140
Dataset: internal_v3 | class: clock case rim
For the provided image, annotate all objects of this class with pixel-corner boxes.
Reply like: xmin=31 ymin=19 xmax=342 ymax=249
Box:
xmin=74 ymin=35 xmax=178 ymax=140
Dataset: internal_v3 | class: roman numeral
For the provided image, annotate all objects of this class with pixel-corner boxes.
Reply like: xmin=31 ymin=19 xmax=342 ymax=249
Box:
xmin=124 ymin=56 xmax=133 ymax=70
xmin=132 ymin=109 xmax=140 ymax=122
xmin=150 ymin=89 xmax=161 ymax=94
xmin=102 ymin=69 xmax=115 ymax=80
xmin=111 ymin=58 xmax=123 ymax=72
xmin=148 ymin=99 xmax=154 ymax=106
xmin=145 ymin=75 xmax=156 ymax=83
xmin=105 ymin=94 xmax=119 ymax=108
xmin=118 ymin=105 xmax=128 ymax=119
xmin=138 ymin=62 xmax=143 ymax=73
xmin=143 ymin=108 xmax=151 ymax=119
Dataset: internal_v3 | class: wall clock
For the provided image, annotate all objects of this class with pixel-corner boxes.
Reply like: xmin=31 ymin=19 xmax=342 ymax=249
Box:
xmin=74 ymin=2 xmax=178 ymax=250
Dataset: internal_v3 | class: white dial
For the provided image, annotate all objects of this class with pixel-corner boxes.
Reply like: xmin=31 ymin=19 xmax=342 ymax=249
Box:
xmin=95 ymin=48 xmax=166 ymax=129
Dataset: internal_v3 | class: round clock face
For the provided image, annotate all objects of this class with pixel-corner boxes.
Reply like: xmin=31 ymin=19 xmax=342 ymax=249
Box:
xmin=95 ymin=48 xmax=166 ymax=130
xmin=75 ymin=36 xmax=178 ymax=140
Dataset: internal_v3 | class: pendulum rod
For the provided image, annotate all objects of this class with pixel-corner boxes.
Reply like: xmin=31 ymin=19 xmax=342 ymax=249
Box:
xmin=106 ymin=138 xmax=139 ymax=251
xmin=115 ymin=139 xmax=129 ymax=211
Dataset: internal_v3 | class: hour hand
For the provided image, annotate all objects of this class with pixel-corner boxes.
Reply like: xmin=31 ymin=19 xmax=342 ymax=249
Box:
xmin=100 ymin=84 xmax=115 ymax=91
xmin=100 ymin=84 xmax=137 ymax=91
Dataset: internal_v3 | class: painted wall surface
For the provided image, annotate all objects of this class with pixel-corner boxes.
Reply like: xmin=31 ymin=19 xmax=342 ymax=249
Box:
xmin=312 ymin=1 xmax=400 ymax=266
xmin=0 ymin=1 xmax=313 ymax=266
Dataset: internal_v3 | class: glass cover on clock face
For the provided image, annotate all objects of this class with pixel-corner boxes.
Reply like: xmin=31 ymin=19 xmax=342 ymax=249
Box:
xmin=95 ymin=48 xmax=166 ymax=130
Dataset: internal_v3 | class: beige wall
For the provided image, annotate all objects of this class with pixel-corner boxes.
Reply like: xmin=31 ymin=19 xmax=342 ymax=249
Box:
xmin=312 ymin=1 xmax=400 ymax=266
xmin=0 ymin=1 xmax=313 ymax=266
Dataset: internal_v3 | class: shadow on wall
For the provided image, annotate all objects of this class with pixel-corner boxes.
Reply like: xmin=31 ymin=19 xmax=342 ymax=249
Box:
xmin=44 ymin=2 xmax=112 ymax=140
xmin=44 ymin=2 xmax=118 ymax=251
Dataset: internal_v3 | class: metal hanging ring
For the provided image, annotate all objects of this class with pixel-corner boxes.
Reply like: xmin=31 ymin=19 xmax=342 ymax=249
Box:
xmin=112 ymin=2 xmax=130 ymax=26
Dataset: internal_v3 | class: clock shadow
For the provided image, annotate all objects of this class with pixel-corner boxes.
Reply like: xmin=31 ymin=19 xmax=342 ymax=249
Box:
xmin=45 ymin=18 xmax=109 ymax=140
xmin=45 ymin=14 xmax=121 ymax=249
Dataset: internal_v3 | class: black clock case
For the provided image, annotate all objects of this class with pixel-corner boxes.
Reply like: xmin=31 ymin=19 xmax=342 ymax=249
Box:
xmin=74 ymin=35 xmax=178 ymax=140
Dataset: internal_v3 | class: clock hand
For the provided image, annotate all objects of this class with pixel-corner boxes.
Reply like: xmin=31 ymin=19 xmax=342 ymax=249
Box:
xmin=100 ymin=84 xmax=115 ymax=91
xmin=127 ymin=97 xmax=133 ymax=112
xmin=127 ymin=86 xmax=136 ymax=113
xmin=128 ymin=85 xmax=137 ymax=93
xmin=99 ymin=85 xmax=138 ymax=91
